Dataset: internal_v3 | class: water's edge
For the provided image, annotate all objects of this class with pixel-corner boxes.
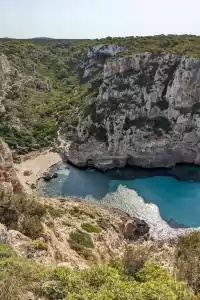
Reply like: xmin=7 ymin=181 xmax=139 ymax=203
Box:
xmin=38 ymin=162 xmax=200 ymax=239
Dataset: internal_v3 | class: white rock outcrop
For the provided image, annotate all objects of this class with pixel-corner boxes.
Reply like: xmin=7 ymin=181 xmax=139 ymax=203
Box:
xmin=62 ymin=51 xmax=200 ymax=170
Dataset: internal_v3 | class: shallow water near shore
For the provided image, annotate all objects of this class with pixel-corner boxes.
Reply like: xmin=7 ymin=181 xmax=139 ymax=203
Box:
xmin=39 ymin=162 xmax=200 ymax=228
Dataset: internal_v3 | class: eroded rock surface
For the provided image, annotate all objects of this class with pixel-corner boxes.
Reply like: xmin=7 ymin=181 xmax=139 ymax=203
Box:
xmin=0 ymin=197 xmax=151 ymax=268
xmin=0 ymin=139 xmax=22 ymax=192
xmin=121 ymin=218 xmax=150 ymax=241
xmin=79 ymin=44 xmax=124 ymax=80
xmin=62 ymin=51 xmax=200 ymax=169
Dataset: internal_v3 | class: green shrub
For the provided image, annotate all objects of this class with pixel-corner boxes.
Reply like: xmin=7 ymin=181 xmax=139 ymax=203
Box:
xmin=68 ymin=229 xmax=95 ymax=260
xmin=175 ymin=232 xmax=200 ymax=293
xmin=21 ymin=215 xmax=44 ymax=239
xmin=0 ymin=192 xmax=45 ymax=239
xmin=81 ymin=223 xmax=101 ymax=233
xmin=0 ymin=244 xmax=197 ymax=300
xmin=68 ymin=229 xmax=94 ymax=249
xmin=69 ymin=242 xmax=95 ymax=261
xmin=0 ymin=245 xmax=49 ymax=300
xmin=31 ymin=240 xmax=48 ymax=251
xmin=135 ymin=262 xmax=195 ymax=300
xmin=65 ymin=262 xmax=196 ymax=300
xmin=0 ymin=244 xmax=16 ymax=259
xmin=52 ymin=266 xmax=71 ymax=282
xmin=123 ymin=246 xmax=149 ymax=276
xmin=42 ymin=280 xmax=67 ymax=300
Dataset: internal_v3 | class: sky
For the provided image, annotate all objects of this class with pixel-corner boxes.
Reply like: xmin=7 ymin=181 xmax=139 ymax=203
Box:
xmin=0 ymin=0 xmax=200 ymax=39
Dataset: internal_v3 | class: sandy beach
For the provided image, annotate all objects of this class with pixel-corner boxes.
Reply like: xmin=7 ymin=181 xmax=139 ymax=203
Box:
xmin=15 ymin=149 xmax=62 ymax=191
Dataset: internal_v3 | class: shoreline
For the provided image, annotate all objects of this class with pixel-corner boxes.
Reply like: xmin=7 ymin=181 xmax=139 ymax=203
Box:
xmin=98 ymin=185 xmax=200 ymax=240
xmin=15 ymin=150 xmax=200 ymax=240
xmin=15 ymin=149 xmax=62 ymax=192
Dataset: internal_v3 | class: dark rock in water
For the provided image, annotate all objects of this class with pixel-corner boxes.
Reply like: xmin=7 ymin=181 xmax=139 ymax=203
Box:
xmin=121 ymin=218 xmax=150 ymax=241
xmin=43 ymin=171 xmax=58 ymax=181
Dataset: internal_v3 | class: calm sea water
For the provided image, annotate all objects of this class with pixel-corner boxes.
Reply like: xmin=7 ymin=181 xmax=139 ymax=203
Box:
xmin=39 ymin=163 xmax=200 ymax=228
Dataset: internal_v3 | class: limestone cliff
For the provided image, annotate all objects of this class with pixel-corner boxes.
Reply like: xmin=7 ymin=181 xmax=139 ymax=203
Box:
xmin=0 ymin=139 xmax=22 ymax=192
xmin=62 ymin=50 xmax=200 ymax=169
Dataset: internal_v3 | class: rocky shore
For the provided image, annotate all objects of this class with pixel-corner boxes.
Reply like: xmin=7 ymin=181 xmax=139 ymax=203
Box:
xmin=97 ymin=185 xmax=200 ymax=240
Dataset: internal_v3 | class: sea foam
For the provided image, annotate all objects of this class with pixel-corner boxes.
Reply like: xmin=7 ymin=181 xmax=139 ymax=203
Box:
xmin=87 ymin=185 xmax=199 ymax=240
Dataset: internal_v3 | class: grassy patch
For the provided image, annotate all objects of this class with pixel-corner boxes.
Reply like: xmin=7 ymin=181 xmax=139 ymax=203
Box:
xmin=81 ymin=223 xmax=101 ymax=233
xmin=0 ymin=245 xmax=49 ymax=300
xmin=31 ymin=240 xmax=48 ymax=251
xmin=68 ymin=229 xmax=95 ymax=260
xmin=175 ymin=232 xmax=200 ymax=293
xmin=68 ymin=229 xmax=94 ymax=249
xmin=0 ymin=244 xmax=17 ymax=259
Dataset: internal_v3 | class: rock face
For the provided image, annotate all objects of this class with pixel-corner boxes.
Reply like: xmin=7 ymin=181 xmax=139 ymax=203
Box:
xmin=121 ymin=218 xmax=150 ymax=241
xmin=42 ymin=171 xmax=58 ymax=181
xmin=62 ymin=50 xmax=200 ymax=169
xmin=79 ymin=44 xmax=124 ymax=80
xmin=0 ymin=139 xmax=22 ymax=193
xmin=0 ymin=54 xmax=12 ymax=114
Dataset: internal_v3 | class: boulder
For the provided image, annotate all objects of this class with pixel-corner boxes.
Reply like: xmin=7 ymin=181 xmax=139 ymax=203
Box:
xmin=43 ymin=171 xmax=58 ymax=181
xmin=121 ymin=218 xmax=150 ymax=241
xmin=23 ymin=170 xmax=33 ymax=176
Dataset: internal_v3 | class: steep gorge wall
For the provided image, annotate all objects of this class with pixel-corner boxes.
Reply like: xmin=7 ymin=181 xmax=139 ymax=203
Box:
xmin=62 ymin=48 xmax=200 ymax=169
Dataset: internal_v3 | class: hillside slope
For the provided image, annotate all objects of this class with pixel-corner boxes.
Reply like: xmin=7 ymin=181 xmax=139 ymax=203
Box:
xmin=1 ymin=35 xmax=200 ymax=157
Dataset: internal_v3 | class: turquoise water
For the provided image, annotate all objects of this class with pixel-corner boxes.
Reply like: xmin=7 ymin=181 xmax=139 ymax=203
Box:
xmin=39 ymin=163 xmax=200 ymax=228
xmin=109 ymin=177 xmax=200 ymax=227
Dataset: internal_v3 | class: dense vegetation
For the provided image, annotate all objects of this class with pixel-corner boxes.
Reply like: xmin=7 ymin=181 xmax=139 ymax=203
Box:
xmin=0 ymin=243 xmax=198 ymax=300
xmin=0 ymin=191 xmax=45 ymax=239
xmin=1 ymin=35 xmax=200 ymax=153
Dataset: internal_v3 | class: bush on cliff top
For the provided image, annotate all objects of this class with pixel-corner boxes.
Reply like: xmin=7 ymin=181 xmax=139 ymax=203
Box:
xmin=175 ymin=232 xmax=200 ymax=293
xmin=0 ymin=244 xmax=196 ymax=300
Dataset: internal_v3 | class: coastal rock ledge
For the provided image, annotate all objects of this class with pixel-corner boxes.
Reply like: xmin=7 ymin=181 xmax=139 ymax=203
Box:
xmin=62 ymin=49 xmax=200 ymax=169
